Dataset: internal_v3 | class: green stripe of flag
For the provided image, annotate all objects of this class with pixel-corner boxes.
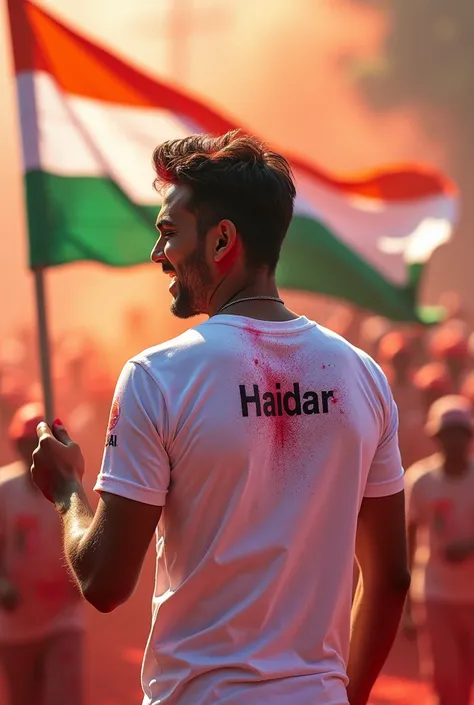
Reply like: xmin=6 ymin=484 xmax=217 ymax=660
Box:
xmin=26 ymin=170 xmax=440 ymax=323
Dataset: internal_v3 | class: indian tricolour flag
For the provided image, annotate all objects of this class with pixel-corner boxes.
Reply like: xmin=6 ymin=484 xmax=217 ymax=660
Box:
xmin=8 ymin=1 xmax=458 ymax=322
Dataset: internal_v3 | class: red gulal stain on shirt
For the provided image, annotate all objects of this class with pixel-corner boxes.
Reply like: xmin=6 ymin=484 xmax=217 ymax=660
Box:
xmin=244 ymin=326 xmax=291 ymax=452
xmin=273 ymin=392 xmax=287 ymax=450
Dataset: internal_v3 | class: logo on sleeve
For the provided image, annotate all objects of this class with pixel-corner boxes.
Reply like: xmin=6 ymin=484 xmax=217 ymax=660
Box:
xmin=108 ymin=397 xmax=120 ymax=431
xmin=105 ymin=434 xmax=118 ymax=448
xmin=105 ymin=397 xmax=120 ymax=447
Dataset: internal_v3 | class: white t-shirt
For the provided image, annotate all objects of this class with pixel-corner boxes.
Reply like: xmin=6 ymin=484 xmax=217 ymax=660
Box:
xmin=406 ymin=457 xmax=474 ymax=604
xmin=95 ymin=315 xmax=404 ymax=705
xmin=0 ymin=463 xmax=84 ymax=644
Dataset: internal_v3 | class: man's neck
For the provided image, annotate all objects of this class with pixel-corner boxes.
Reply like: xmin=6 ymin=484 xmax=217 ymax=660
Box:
xmin=442 ymin=456 xmax=470 ymax=477
xmin=208 ymin=275 xmax=298 ymax=322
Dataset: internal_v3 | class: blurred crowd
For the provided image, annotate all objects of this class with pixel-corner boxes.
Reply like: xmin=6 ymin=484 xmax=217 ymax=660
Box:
xmin=323 ymin=291 xmax=474 ymax=472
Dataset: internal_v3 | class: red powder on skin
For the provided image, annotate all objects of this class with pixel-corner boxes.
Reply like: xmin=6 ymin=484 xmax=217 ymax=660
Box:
xmin=216 ymin=240 xmax=242 ymax=275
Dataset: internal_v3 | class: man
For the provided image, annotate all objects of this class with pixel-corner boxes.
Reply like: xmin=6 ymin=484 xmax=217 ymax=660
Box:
xmin=404 ymin=394 xmax=474 ymax=705
xmin=0 ymin=403 xmax=84 ymax=705
xmin=413 ymin=362 xmax=453 ymax=414
xmin=31 ymin=130 xmax=409 ymax=705
xmin=377 ymin=331 xmax=426 ymax=469
xmin=429 ymin=321 xmax=469 ymax=390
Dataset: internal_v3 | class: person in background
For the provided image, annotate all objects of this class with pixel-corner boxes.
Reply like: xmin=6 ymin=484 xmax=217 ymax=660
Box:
xmin=0 ymin=403 xmax=84 ymax=705
xmin=377 ymin=331 xmax=412 ymax=389
xmin=0 ymin=352 xmax=28 ymax=469
xmin=429 ymin=322 xmax=470 ymax=391
xmin=413 ymin=363 xmax=454 ymax=414
xmin=359 ymin=316 xmax=391 ymax=360
xmin=378 ymin=331 xmax=424 ymax=469
xmin=121 ymin=305 xmax=155 ymax=362
xmin=404 ymin=395 xmax=474 ymax=705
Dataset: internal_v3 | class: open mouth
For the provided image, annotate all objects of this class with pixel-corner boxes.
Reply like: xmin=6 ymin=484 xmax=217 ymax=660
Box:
xmin=163 ymin=269 xmax=178 ymax=294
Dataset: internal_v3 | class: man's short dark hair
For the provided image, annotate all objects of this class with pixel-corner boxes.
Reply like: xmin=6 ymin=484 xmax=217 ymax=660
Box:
xmin=152 ymin=130 xmax=296 ymax=271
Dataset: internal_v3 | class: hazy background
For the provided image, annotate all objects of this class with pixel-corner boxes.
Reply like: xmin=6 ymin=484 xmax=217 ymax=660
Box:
xmin=1 ymin=3 xmax=473 ymax=703
xmin=1 ymin=0 xmax=468 ymax=352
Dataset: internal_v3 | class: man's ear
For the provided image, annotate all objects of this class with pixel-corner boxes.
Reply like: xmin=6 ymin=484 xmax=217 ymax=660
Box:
xmin=213 ymin=220 xmax=237 ymax=263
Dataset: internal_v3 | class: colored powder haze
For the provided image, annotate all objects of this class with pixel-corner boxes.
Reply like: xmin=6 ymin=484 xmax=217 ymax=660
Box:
xmin=0 ymin=0 xmax=448 ymax=365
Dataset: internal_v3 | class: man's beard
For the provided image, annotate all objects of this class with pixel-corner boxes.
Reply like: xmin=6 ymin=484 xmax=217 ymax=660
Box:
xmin=170 ymin=247 xmax=213 ymax=319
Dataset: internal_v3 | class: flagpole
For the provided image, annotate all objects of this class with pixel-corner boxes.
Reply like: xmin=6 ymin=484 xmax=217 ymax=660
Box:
xmin=33 ymin=268 xmax=54 ymax=424
xmin=6 ymin=0 xmax=55 ymax=424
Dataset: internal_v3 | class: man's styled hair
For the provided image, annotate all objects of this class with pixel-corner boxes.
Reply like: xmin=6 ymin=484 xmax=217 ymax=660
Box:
xmin=152 ymin=130 xmax=296 ymax=271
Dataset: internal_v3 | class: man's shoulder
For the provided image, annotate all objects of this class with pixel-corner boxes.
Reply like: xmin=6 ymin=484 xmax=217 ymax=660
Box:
xmin=316 ymin=324 xmax=388 ymax=386
xmin=316 ymin=323 xmax=378 ymax=360
xmin=129 ymin=322 xmax=217 ymax=375
xmin=405 ymin=455 xmax=440 ymax=487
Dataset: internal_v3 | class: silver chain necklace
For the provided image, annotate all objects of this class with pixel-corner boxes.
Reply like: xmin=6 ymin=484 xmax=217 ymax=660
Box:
xmin=216 ymin=295 xmax=285 ymax=314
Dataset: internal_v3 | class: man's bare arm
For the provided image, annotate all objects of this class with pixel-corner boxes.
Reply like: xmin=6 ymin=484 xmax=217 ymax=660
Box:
xmin=31 ymin=422 xmax=163 ymax=613
xmin=346 ymin=491 xmax=410 ymax=705
xmin=55 ymin=483 xmax=161 ymax=613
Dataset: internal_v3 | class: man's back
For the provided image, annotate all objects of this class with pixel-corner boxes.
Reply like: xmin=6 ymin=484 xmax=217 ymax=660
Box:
xmin=96 ymin=314 xmax=404 ymax=704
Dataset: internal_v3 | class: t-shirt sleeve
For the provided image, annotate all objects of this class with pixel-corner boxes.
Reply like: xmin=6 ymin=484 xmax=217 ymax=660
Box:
xmin=94 ymin=360 xmax=171 ymax=507
xmin=364 ymin=368 xmax=405 ymax=498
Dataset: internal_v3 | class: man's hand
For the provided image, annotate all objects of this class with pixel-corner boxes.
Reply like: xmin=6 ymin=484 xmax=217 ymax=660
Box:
xmin=444 ymin=539 xmax=474 ymax=564
xmin=0 ymin=578 xmax=20 ymax=611
xmin=31 ymin=420 xmax=85 ymax=503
